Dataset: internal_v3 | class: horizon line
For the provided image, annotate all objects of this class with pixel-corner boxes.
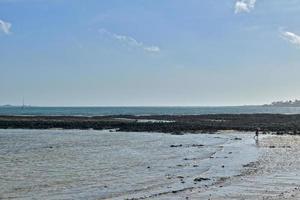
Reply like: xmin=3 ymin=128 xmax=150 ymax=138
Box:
xmin=0 ymin=104 xmax=266 ymax=108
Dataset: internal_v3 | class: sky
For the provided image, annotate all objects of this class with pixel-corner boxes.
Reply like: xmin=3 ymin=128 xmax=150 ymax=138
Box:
xmin=1 ymin=0 xmax=300 ymax=106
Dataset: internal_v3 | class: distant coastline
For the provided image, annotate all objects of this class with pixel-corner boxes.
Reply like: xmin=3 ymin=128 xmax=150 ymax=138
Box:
xmin=2 ymin=100 xmax=300 ymax=108
xmin=263 ymin=100 xmax=300 ymax=107
xmin=0 ymin=104 xmax=15 ymax=107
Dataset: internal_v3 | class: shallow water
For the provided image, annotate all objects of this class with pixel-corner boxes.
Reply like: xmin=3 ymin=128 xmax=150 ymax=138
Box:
xmin=0 ymin=129 xmax=260 ymax=199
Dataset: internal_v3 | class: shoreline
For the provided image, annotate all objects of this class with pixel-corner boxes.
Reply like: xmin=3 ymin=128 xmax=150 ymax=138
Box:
xmin=2 ymin=129 xmax=299 ymax=199
xmin=1 ymin=114 xmax=300 ymax=134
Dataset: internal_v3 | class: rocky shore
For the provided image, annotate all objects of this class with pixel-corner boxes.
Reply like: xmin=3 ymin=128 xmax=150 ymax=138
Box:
xmin=1 ymin=114 xmax=300 ymax=134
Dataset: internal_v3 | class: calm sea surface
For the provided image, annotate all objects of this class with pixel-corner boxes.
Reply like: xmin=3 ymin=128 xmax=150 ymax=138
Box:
xmin=0 ymin=129 xmax=259 ymax=199
xmin=1 ymin=106 xmax=300 ymax=116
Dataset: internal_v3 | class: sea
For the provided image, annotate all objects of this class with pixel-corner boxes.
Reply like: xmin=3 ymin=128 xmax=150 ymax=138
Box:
xmin=0 ymin=129 xmax=261 ymax=199
xmin=1 ymin=106 xmax=300 ymax=116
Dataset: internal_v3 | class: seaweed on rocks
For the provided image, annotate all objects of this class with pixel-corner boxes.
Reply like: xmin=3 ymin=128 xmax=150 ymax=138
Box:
xmin=1 ymin=114 xmax=300 ymax=134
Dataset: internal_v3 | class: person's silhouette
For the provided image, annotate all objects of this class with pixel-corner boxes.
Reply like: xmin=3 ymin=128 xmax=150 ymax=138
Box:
xmin=254 ymin=129 xmax=259 ymax=140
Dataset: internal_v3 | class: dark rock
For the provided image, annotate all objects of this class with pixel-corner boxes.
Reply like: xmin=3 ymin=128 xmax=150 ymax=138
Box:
xmin=282 ymin=145 xmax=291 ymax=148
xmin=243 ymin=162 xmax=256 ymax=168
xmin=191 ymin=144 xmax=204 ymax=147
xmin=170 ymin=144 xmax=183 ymax=148
xmin=3 ymin=114 xmax=300 ymax=135
xmin=194 ymin=177 xmax=211 ymax=182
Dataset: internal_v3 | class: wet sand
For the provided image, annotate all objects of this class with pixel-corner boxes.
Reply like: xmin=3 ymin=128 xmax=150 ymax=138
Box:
xmin=156 ymin=135 xmax=300 ymax=200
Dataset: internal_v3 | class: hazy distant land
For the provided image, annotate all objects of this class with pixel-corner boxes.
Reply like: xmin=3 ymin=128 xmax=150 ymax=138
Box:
xmin=264 ymin=100 xmax=300 ymax=107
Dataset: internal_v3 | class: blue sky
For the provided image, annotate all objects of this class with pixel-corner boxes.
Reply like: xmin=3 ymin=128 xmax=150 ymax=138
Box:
xmin=1 ymin=0 xmax=300 ymax=106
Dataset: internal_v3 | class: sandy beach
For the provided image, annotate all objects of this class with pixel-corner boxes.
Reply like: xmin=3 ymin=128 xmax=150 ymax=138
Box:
xmin=1 ymin=129 xmax=300 ymax=199
xmin=152 ymin=135 xmax=300 ymax=200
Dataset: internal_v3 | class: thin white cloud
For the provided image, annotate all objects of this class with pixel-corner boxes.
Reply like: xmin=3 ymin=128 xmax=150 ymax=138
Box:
xmin=0 ymin=19 xmax=11 ymax=34
xmin=112 ymin=34 xmax=143 ymax=47
xmin=144 ymin=46 xmax=160 ymax=53
xmin=235 ymin=0 xmax=256 ymax=13
xmin=280 ymin=31 xmax=300 ymax=47
xmin=99 ymin=29 xmax=160 ymax=53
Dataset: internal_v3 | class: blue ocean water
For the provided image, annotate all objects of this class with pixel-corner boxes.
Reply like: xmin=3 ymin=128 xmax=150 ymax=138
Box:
xmin=1 ymin=106 xmax=300 ymax=116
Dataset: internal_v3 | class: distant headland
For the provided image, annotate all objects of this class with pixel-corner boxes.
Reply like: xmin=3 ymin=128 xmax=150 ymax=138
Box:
xmin=0 ymin=104 xmax=32 ymax=109
xmin=264 ymin=100 xmax=300 ymax=107
xmin=0 ymin=104 xmax=15 ymax=107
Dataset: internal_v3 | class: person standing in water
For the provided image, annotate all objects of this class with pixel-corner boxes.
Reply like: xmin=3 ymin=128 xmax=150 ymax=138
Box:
xmin=255 ymin=129 xmax=259 ymax=140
